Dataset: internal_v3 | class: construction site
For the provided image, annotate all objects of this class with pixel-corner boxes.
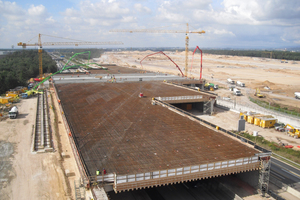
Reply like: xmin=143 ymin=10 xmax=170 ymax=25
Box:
xmin=1 ymin=27 xmax=300 ymax=199
xmin=1 ymin=46 xmax=300 ymax=199
xmin=50 ymin=60 xmax=270 ymax=197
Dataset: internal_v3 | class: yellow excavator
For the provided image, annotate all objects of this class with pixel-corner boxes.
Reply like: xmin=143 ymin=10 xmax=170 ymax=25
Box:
xmin=284 ymin=124 xmax=300 ymax=138
xmin=254 ymin=88 xmax=265 ymax=98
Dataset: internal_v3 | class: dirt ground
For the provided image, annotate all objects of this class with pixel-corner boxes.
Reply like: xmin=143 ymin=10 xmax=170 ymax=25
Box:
xmin=0 ymin=90 xmax=82 ymax=199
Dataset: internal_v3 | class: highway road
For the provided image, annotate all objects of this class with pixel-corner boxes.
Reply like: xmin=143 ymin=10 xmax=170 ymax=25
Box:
xmin=271 ymin=157 xmax=300 ymax=191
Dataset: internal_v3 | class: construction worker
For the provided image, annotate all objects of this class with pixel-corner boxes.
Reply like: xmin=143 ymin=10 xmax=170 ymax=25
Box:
xmin=96 ymin=169 xmax=100 ymax=176
xmin=103 ymin=168 xmax=106 ymax=175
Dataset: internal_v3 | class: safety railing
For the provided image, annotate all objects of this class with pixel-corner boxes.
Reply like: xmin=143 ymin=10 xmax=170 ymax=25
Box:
xmin=157 ymin=95 xmax=203 ymax=101
xmin=114 ymin=156 xmax=259 ymax=184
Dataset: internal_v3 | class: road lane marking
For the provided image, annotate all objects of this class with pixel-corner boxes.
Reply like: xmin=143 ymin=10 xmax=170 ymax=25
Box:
xmin=272 ymin=161 xmax=300 ymax=179
xmin=281 ymin=168 xmax=300 ymax=179
xmin=271 ymin=171 xmax=285 ymax=179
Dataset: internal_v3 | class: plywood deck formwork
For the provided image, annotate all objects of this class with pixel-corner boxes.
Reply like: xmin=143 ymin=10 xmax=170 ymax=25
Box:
xmin=55 ymin=81 xmax=261 ymax=192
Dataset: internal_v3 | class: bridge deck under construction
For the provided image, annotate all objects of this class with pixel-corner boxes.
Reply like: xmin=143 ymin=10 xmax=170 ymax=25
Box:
xmin=55 ymin=81 xmax=260 ymax=192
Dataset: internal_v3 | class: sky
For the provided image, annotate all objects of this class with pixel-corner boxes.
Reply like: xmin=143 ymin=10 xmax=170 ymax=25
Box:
xmin=0 ymin=0 xmax=300 ymax=49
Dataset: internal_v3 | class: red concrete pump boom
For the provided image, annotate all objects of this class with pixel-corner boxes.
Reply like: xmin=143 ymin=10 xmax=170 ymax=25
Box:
xmin=191 ymin=46 xmax=203 ymax=80
xmin=140 ymin=51 xmax=184 ymax=77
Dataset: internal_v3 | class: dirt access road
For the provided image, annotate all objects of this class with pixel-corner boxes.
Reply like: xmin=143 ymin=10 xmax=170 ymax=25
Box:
xmin=0 ymin=92 xmax=81 ymax=199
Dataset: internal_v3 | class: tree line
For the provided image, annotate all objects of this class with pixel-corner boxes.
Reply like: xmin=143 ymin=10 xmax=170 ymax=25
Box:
xmin=201 ymin=49 xmax=300 ymax=61
xmin=0 ymin=50 xmax=57 ymax=95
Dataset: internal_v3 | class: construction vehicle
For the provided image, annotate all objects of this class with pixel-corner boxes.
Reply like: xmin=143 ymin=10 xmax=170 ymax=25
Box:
xmin=236 ymin=81 xmax=245 ymax=87
xmin=8 ymin=106 xmax=18 ymax=119
xmin=204 ymin=82 xmax=215 ymax=91
xmin=20 ymin=90 xmax=36 ymax=99
xmin=110 ymin=23 xmax=205 ymax=77
xmin=295 ymin=92 xmax=300 ymax=99
xmin=233 ymin=88 xmax=242 ymax=96
xmin=18 ymin=33 xmax=123 ymax=79
xmin=284 ymin=124 xmax=300 ymax=138
xmin=227 ymin=78 xmax=235 ymax=84
xmin=254 ymin=88 xmax=264 ymax=98
xmin=275 ymin=126 xmax=285 ymax=132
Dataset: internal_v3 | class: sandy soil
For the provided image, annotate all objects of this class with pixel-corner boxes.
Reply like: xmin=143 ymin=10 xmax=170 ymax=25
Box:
xmin=0 ymin=89 xmax=82 ymax=199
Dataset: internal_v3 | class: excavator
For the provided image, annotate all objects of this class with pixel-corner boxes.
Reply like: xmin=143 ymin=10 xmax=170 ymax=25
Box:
xmin=284 ymin=124 xmax=300 ymax=138
xmin=254 ymin=88 xmax=265 ymax=98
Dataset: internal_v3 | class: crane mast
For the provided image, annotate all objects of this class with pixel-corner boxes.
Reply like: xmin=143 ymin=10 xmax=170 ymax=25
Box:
xmin=185 ymin=24 xmax=189 ymax=77
xmin=38 ymin=34 xmax=43 ymax=78
xmin=110 ymin=23 xmax=205 ymax=77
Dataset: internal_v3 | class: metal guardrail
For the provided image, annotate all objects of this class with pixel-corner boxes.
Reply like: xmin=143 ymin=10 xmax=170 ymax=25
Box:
xmin=272 ymin=153 xmax=300 ymax=169
xmin=166 ymin=81 xmax=218 ymax=96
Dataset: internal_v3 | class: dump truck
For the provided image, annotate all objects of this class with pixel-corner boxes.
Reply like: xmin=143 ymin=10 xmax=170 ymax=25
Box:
xmin=8 ymin=106 xmax=18 ymax=119
xmin=236 ymin=81 xmax=245 ymax=87
xmin=295 ymin=92 xmax=300 ymax=99
xmin=233 ymin=88 xmax=242 ymax=96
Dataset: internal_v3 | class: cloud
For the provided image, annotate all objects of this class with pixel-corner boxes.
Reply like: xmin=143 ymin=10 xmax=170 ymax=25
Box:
xmin=0 ymin=0 xmax=300 ymax=48
xmin=0 ymin=0 xmax=26 ymax=21
xmin=216 ymin=0 xmax=300 ymax=25
xmin=280 ymin=26 xmax=300 ymax=44
xmin=61 ymin=0 xmax=133 ymax=29
xmin=211 ymin=28 xmax=235 ymax=36
xmin=46 ymin=16 xmax=55 ymax=23
xmin=28 ymin=4 xmax=47 ymax=17
xmin=134 ymin=3 xmax=151 ymax=13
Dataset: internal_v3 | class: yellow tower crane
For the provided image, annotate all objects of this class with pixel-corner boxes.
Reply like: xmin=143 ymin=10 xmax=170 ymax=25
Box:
xmin=18 ymin=33 xmax=123 ymax=78
xmin=110 ymin=23 xmax=205 ymax=77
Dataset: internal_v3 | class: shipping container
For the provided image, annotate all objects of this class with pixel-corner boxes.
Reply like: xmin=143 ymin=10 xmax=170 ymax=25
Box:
xmin=254 ymin=115 xmax=273 ymax=126
xmin=260 ymin=118 xmax=277 ymax=128
xmin=247 ymin=113 xmax=260 ymax=124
